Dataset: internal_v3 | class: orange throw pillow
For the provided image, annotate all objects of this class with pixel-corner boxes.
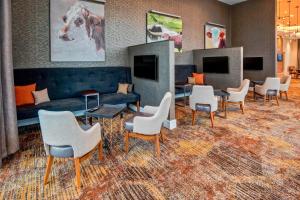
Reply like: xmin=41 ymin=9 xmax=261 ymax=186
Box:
xmin=192 ymin=73 xmax=204 ymax=85
xmin=15 ymin=83 xmax=36 ymax=106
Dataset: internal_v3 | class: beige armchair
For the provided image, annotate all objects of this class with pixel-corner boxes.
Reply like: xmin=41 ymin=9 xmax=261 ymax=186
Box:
xmin=38 ymin=110 xmax=103 ymax=189
xmin=254 ymin=77 xmax=280 ymax=105
xmin=279 ymin=75 xmax=291 ymax=100
xmin=124 ymin=92 xmax=172 ymax=157
xmin=189 ymin=85 xmax=218 ymax=128
xmin=227 ymin=79 xmax=250 ymax=114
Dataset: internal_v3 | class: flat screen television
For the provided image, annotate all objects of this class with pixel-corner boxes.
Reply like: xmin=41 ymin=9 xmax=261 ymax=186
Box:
xmin=203 ymin=56 xmax=229 ymax=74
xmin=244 ymin=57 xmax=263 ymax=70
xmin=134 ymin=55 xmax=158 ymax=81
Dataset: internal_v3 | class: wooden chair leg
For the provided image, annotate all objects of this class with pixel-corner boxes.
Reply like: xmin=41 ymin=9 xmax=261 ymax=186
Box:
xmin=210 ymin=112 xmax=214 ymax=128
xmin=192 ymin=110 xmax=196 ymax=125
xmin=240 ymin=101 xmax=245 ymax=114
xmin=276 ymin=96 xmax=280 ymax=106
xmin=285 ymin=91 xmax=288 ymax=100
xmin=98 ymin=140 xmax=103 ymax=160
xmin=155 ymin=134 xmax=160 ymax=158
xmin=44 ymin=155 xmax=54 ymax=185
xmin=74 ymin=158 xmax=81 ymax=188
xmin=124 ymin=132 xmax=129 ymax=153
xmin=160 ymin=129 xmax=165 ymax=143
xmin=280 ymin=92 xmax=282 ymax=99
xmin=136 ymin=101 xmax=140 ymax=112
xmin=263 ymin=95 xmax=266 ymax=105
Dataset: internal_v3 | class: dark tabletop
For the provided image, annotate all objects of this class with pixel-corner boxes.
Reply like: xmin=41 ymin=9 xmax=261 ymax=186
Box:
xmin=251 ymin=80 xmax=264 ymax=85
xmin=81 ymin=90 xmax=99 ymax=96
xmin=214 ymin=89 xmax=230 ymax=97
xmin=86 ymin=105 xmax=126 ymax=119
xmin=175 ymin=83 xmax=193 ymax=88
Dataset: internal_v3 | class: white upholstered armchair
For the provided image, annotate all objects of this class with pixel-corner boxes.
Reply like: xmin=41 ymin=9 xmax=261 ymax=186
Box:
xmin=189 ymin=85 xmax=218 ymax=127
xmin=280 ymin=75 xmax=291 ymax=100
xmin=227 ymin=79 xmax=250 ymax=114
xmin=254 ymin=77 xmax=280 ymax=105
xmin=38 ymin=110 xmax=103 ymax=189
xmin=124 ymin=92 xmax=172 ymax=157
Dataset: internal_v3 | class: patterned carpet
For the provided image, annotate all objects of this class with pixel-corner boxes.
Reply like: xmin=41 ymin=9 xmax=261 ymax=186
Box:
xmin=1 ymin=80 xmax=300 ymax=199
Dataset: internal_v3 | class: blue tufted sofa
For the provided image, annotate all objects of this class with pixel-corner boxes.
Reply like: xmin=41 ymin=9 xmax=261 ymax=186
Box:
xmin=175 ymin=65 xmax=196 ymax=94
xmin=14 ymin=67 xmax=140 ymax=126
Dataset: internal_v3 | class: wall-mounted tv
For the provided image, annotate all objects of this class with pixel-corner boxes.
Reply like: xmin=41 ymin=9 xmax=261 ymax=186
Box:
xmin=203 ymin=56 xmax=229 ymax=74
xmin=244 ymin=57 xmax=263 ymax=70
xmin=134 ymin=55 xmax=158 ymax=81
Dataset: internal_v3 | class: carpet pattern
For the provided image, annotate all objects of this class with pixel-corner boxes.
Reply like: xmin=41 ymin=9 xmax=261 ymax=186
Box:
xmin=0 ymin=80 xmax=300 ymax=199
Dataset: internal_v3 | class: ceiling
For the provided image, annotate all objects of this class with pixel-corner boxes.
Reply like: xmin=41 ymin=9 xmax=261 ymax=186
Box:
xmin=218 ymin=0 xmax=247 ymax=5
xmin=277 ymin=0 xmax=300 ymax=26
xmin=277 ymin=0 xmax=300 ymax=39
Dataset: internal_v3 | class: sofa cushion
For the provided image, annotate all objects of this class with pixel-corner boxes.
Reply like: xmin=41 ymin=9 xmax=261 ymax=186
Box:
xmin=17 ymin=97 xmax=97 ymax=120
xmin=100 ymin=93 xmax=140 ymax=105
xmin=17 ymin=93 xmax=140 ymax=120
xmin=15 ymin=83 xmax=36 ymax=106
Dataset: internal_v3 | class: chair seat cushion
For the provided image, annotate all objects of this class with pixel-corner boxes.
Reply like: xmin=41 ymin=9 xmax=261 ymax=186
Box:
xmin=195 ymin=104 xmax=211 ymax=112
xmin=49 ymin=145 xmax=74 ymax=158
xmin=267 ymin=90 xmax=278 ymax=96
xmin=125 ymin=112 xmax=153 ymax=131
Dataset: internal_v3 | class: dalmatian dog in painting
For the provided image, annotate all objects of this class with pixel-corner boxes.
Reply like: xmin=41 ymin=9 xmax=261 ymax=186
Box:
xmin=58 ymin=1 xmax=105 ymax=52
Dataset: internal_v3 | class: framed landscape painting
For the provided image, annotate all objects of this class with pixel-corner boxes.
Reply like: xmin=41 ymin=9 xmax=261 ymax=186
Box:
xmin=50 ymin=0 xmax=105 ymax=61
xmin=205 ymin=23 xmax=226 ymax=49
xmin=147 ymin=11 xmax=183 ymax=52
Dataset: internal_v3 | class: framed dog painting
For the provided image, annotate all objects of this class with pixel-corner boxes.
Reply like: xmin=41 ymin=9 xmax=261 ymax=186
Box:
xmin=50 ymin=0 xmax=105 ymax=61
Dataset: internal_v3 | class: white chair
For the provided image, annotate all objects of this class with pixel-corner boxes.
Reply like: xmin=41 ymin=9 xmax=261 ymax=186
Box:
xmin=124 ymin=92 xmax=172 ymax=157
xmin=279 ymin=75 xmax=291 ymax=100
xmin=38 ymin=110 xmax=103 ymax=189
xmin=227 ymin=79 xmax=250 ymax=114
xmin=189 ymin=85 xmax=218 ymax=128
xmin=254 ymin=77 xmax=280 ymax=105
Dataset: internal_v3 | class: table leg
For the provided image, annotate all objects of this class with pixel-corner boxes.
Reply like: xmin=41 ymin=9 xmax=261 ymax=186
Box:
xmin=110 ymin=119 xmax=113 ymax=148
xmin=120 ymin=113 xmax=124 ymax=133
xmin=224 ymin=97 xmax=228 ymax=118
xmin=85 ymin=96 xmax=88 ymax=124
xmin=253 ymin=84 xmax=256 ymax=100
xmin=184 ymin=86 xmax=186 ymax=106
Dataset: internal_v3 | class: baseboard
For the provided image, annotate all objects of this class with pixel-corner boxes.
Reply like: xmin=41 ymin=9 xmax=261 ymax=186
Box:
xmin=163 ymin=119 xmax=177 ymax=130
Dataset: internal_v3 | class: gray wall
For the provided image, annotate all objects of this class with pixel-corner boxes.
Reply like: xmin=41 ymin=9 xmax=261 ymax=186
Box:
xmin=11 ymin=0 xmax=231 ymax=69
xmin=193 ymin=47 xmax=243 ymax=90
xmin=175 ymin=51 xmax=194 ymax=65
xmin=128 ymin=41 xmax=175 ymax=120
xmin=231 ymin=0 xmax=276 ymax=80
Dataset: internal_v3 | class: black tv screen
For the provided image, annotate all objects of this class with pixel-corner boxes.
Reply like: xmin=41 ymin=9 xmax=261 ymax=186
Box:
xmin=203 ymin=56 xmax=229 ymax=74
xmin=244 ymin=57 xmax=263 ymax=70
xmin=134 ymin=55 xmax=158 ymax=81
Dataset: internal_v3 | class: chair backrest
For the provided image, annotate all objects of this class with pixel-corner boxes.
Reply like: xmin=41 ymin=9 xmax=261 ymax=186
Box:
xmin=191 ymin=85 xmax=215 ymax=103
xmin=133 ymin=92 xmax=172 ymax=135
xmin=281 ymin=75 xmax=291 ymax=85
xmin=154 ymin=92 xmax=172 ymax=122
xmin=240 ymin=79 xmax=250 ymax=96
xmin=38 ymin=110 xmax=82 ymax=147
xmin=263 ymin=77 xmax=280 ymax=91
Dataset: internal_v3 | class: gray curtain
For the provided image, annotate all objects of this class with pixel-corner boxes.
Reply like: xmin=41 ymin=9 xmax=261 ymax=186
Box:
xmin=0 ymin=0 xmax=19 ymax=167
